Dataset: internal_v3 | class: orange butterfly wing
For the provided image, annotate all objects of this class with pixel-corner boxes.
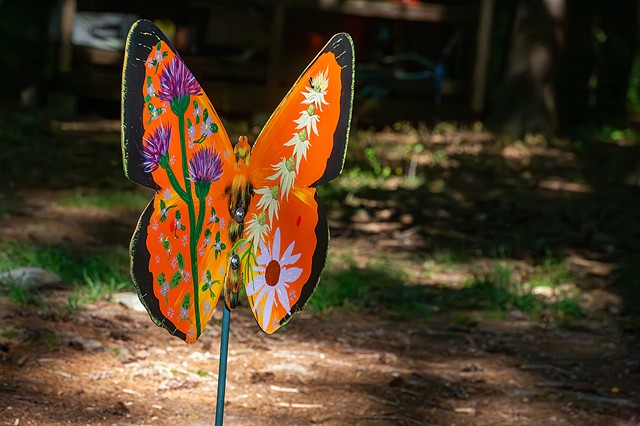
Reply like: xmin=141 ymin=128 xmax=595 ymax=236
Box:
xmin=244 ymin=34 xmax=355 ymax=333
xmin=122 ymin=20 xmax=234 ymax=342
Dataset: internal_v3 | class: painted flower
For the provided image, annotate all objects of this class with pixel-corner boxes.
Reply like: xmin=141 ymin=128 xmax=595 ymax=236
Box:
xmin=213 ymin=231 xmax=226 ymax=259
xmin=246 ymin=228 xmax=302 ymax=331
xmin=202 ymin=300 xmax=212 ymax=314
xmin=268 ymin=158 xmax=296 ymax=200
xmin=180 ymin=306 xmax=190 ymax=320
xmin=255 ymin=186 xmax=280 ymax=223
xmin=163 ymin=188 xmax=172 ymax=200
xmin=142 ymin=123 xmax=172 ymax=173
xmin=245 ymin=212 xmax=270 ymax=249
xmin=294 ymin=104 xmax=320 ymax=137
xmin=160 ymin=281 xmax=169 ymax=296
xmin=159 ymin=56 xmax=202 ymax=114
xmin=302 ymin=67 xmax=329 ymax=111
xmin=188 ymin=147 xmax=224 ymax=200
xmin=187 ymin=122 xmax=196 ymax=141
xmin=200 ymin=115 xmax=214 ymax=137
xmin=219 ymin=217 xmax=226 ymax=231
xmin=147 ymin=83 xmax=156 ymax=97
xmin=167 ymin=307 xmax=175 ymax=318
xmin=284 ymin=129 xmax=311 ymax=170
xmin=154 ymin=49 xmax=164 ymax=64
xmin=193 ymin=101 xmax=201 ymax=117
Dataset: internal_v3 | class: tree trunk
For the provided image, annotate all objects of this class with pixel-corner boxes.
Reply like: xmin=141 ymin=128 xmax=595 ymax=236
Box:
xmin=489 ymin=0 xmax=565 ymax=138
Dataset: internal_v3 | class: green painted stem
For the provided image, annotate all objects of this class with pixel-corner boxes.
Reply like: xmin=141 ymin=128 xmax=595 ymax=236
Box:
xmin=163 ymin=165 xmax=187 ymax=201
xmin=177 ymin=112 xmax=202 ymax=338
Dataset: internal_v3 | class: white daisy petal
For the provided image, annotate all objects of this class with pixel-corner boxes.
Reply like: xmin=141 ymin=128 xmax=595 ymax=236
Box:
xmin=246 ymin=275 xmax=266 ymax=296
xmin=275 ymin=285 xmax=291 ymax=314
xmin=262 ymin=290 xmax=275 ymax=330
xmin=282 ymin=266 xmax=302 ymax=283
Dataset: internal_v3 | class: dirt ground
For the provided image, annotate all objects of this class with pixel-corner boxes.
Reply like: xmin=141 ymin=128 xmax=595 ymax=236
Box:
xmin=1 ymin=284 xmax=639 ymax=426
xmin=2 ymin=122 xmax=640 ymax=425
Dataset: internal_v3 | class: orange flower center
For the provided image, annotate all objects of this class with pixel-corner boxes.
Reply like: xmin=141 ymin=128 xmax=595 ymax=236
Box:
xmin=265 ymin=260 xmax=281 ymax=287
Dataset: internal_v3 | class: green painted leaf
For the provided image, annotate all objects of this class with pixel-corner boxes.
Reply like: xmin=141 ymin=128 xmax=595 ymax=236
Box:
xmin=158 ymin=272 xmax=166 ymax=286
xmin=195 ymin=115 xmax=200 ymax=125
xmin=177 ymin=253 xmax=185 ymax=270
xmin=203 ymin=109 xmax=209 ymax=122
xmin=212 ymin=123 xmax=218 ymax=133
xmin=156 ymin=41 xmax=162 ymax=50
xmin=169 ymin=271 xmax=181 ymax=289
xmin=187 ymin=117 xmax=193 ymax=128
xmin=182 ymin=292 xmax=191 ymax=309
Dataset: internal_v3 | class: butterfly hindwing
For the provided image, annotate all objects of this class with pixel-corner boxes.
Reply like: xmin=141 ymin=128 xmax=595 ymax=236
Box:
xmin=122 ymin=20 xmax=235 ymax=342
xmin=243 ymin=34 xmax=355 ymax=333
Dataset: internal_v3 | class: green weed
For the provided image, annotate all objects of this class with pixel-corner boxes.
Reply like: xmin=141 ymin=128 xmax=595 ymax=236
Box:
xmin=527 ymin=251 xmax=572 ymax=288
xmin=63 ymin=188 xmax=150 ymax=210
xmin=7 ymin=284 xmax=39 ymax=307
xmin=311 ymin=258 xmax=436 ymax=319
xmin=0 ymin=241 xmax=131 ymax=309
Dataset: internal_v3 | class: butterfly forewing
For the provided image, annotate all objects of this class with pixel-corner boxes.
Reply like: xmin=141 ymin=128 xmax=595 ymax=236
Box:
xmin=122 ymin=20 xmax=234 ymax=342
xmin=243 ymin=34 xmax=355 ymax=333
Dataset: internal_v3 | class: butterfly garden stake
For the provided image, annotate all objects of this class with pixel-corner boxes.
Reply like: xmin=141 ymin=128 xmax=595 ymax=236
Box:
xmin=121 ymin=20 xmax=354 ymax=424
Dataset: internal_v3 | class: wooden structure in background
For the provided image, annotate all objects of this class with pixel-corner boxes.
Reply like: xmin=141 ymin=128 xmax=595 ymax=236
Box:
xmin=57 ymin=0 xmax=494 ymax=115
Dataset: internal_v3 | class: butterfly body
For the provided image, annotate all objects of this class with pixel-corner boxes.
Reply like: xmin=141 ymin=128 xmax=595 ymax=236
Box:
xmin=122 ymin=20 xmax=354 ymax=341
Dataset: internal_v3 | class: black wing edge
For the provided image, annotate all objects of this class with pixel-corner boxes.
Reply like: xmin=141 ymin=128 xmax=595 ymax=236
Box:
xmin=312 ymin=33 xmax=355 ymax=187
xmin=130 ymin=199 xmax=187 ymax=341
xmin=121 ymin=19 xmax=171 ymax=190
xmin=277 ymin=192 xmax=329 ymax=330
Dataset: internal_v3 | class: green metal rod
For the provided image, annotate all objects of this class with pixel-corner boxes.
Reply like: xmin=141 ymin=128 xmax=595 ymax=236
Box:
xmin=215 ymin=305 xmax=231 ymax=425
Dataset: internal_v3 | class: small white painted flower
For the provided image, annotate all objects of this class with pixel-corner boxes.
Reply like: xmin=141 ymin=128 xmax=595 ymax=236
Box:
xmin=284 ymin=129 xmax=311 ymax=170
xmin=302 ymin=67 xmax=329 ymax=111
xmin=267 ymin=158 xmax=296 ymax=200
xmin=255 ymin=186 xmax=280 ymax=223
xmin=294 ymin=105 xmax=320 ymax=137
xmin=245 ymin=212 xmax=270 ymax=249
xmin=246 ymin=228 xmax=302 ymax=331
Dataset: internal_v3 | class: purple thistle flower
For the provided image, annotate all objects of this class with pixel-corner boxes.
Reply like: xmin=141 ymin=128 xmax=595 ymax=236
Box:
xmin=141 ymin=123 xmax=172 ymax=173
xmin=158 ymin=57 xmax=202 ymax=104
xmin=188 ymin=148 xmax=223 ymax=184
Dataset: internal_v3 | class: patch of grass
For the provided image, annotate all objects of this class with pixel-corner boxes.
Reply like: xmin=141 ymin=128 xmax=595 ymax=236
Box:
xmin=7 ymin=284 xmax=39 ymax=307
xmin=452 ymin=262 xmax=582 ymax=322
xmin=63 ymin=188 xmax=150 ymax=210
xmin=311 ymin=258 xmax=436 ymax=318
xmin=527 ymin=251 xmax=572 ymax=288
xmin=0 ymin=240 xmax=131 ymax=308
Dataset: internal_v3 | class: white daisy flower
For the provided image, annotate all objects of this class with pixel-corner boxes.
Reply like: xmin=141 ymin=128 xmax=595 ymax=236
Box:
xmin=255 ymin=186 xmax=280 ymax=223
xmin=246 ymin=228 xmax=302 ymax=331
xmin=302 ymin=67 xmax=329 ymax=111
xmin=284 ymin=129 xmax=311 ymax=170
xmin=245 ymin=212 xmax=270 ymax=249
xmin=294 ymin=105 xmax=320 ymax=137
xmin=267 ymin=158 xmax=296 ymax=200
